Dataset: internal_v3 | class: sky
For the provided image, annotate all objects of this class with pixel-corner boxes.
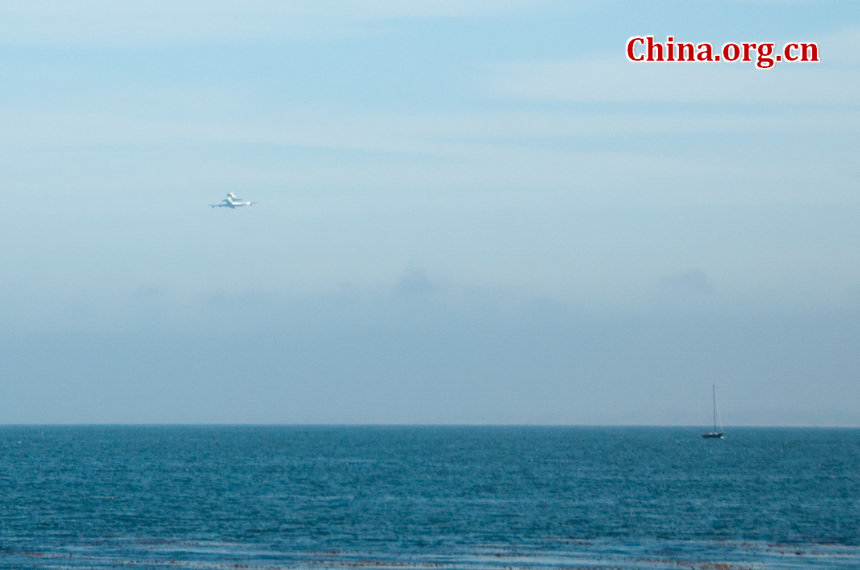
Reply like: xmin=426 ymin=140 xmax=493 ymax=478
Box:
xmin=1 ymin=0 xmax=858 ymax=425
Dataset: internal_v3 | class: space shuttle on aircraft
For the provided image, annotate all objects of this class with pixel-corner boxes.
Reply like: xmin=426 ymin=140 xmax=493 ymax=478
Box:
xmin=210 ymin=192 xmax=257 ymax=208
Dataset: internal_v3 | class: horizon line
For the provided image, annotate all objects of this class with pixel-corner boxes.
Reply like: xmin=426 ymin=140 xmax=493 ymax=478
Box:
xmin=1 ymin=423 xmax=857 ymax=429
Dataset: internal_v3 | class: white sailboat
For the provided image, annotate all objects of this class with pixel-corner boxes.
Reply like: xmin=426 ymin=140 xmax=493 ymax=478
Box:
xmin=702 ymin=384 xmax=724 ymax=439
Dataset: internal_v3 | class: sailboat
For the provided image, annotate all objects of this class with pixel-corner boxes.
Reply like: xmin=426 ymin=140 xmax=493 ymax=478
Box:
xmin=702 ymin=384 xmax=724 ymax=439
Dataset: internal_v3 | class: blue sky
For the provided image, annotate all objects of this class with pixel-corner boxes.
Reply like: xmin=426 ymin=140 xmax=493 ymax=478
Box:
xmin=1 ymin=1 xmax=858 ymax=425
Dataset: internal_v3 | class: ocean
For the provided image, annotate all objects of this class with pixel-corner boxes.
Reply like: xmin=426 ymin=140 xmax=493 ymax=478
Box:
xmin=0 ymin=426 xmax=856 ymax=568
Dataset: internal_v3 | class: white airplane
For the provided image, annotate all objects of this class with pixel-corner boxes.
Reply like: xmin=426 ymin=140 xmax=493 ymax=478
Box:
xmin=210 ymin=192 xmax=257 ymax=208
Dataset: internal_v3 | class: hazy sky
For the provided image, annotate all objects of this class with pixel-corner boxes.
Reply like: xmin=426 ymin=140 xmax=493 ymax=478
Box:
xmin=2 ymin=1 xmax=858 ymax=425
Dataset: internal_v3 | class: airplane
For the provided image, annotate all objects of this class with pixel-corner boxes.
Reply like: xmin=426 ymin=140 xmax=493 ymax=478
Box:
xmin=210 ymin=192 xmax=257 ymax=208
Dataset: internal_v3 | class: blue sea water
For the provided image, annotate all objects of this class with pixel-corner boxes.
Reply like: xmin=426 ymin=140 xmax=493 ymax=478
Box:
xmin=0 ymin=426 xmax=856 ymax=569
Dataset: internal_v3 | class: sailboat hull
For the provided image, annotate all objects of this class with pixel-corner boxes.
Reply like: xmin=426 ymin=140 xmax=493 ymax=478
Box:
xmin=702 ymin=432 xmax=724 ymax=439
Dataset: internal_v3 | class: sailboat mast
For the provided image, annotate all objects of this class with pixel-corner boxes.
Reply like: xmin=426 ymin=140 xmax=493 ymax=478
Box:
xmin=712 ymin=384 xmax=717 ymax=432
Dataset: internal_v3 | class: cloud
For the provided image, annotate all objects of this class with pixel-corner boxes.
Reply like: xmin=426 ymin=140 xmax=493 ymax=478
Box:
xmin=488 ymin=26 xmax=860 ymax=105
xmin=655 ymin=270 xmax=716 ymax=309
xmin=658 ymin=270 xmax=714 ymax=294
xmin=3 ymin=279 xmax=859 ymax=425
xmin=394 ymin=269 xmax=440 ymax=297
xmin=816 ymin=26 xmax=860 ymax=66
xmin=490 ymin=57 xmax=860 ymax=105
xmin=0 ymin=0 xmax=559 ymax=46
xmin=314 ymin=0 xmax=558 ymax=19
xmin=6 ymin=106 xmax=860 ymax=152
xmin=4 ymin=101 xmax=857 ymax=209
